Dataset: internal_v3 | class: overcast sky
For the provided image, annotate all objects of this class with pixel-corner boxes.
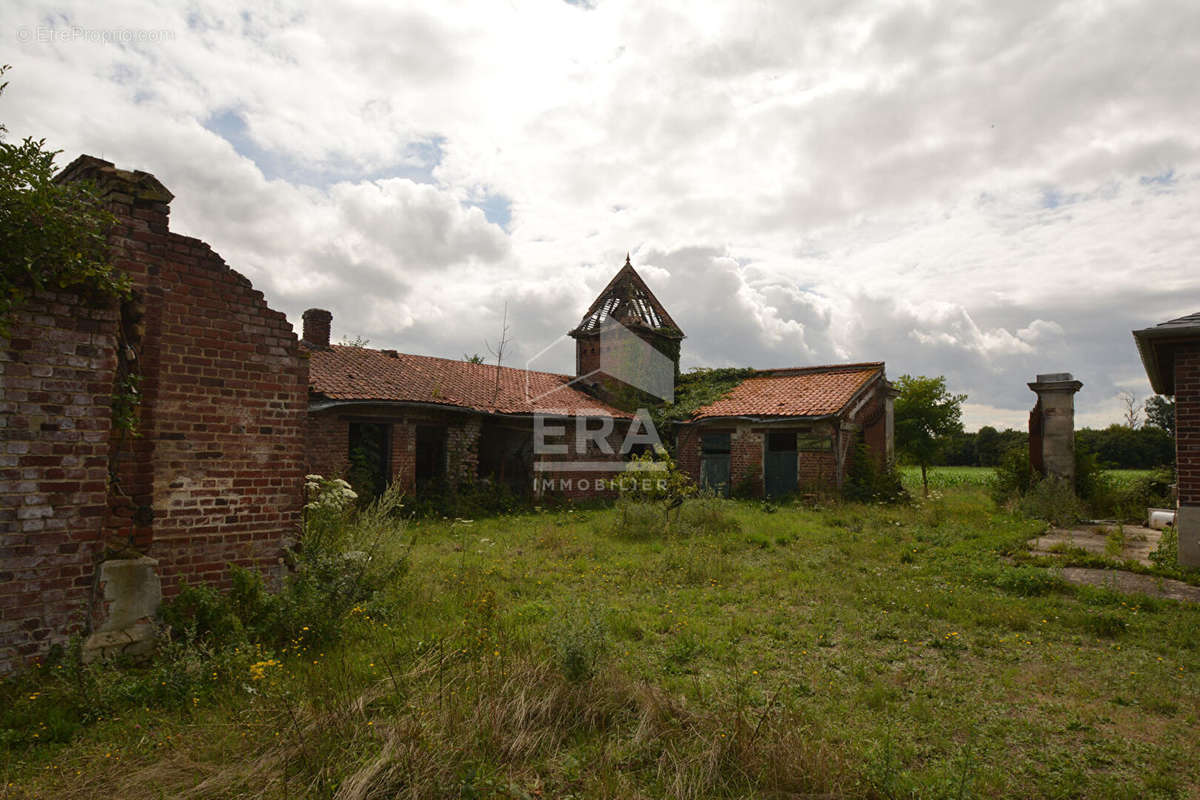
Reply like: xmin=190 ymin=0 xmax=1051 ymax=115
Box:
xmin=3 ymin=1 xmax=1198 ymax=430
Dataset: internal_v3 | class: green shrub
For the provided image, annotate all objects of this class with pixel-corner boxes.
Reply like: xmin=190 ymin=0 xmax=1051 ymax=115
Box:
xmin=1150 ymin=526 xmax=1179 ymax=568
xmin=843 ymin=443 xmax=908 ymax=503
xmin=608 ymin=497 xmax=667 ymax=539
xmin=607 ymin=494 xmax=740 ymax=539
xmin=404 ymin=476 xmax=526 ymax=519
xmin=731 ymin=474 xmax=760 ymax=500
xmin=992 ymin=447 xmax=1037 ymax=505
xmin=1018 ymin=477 xmax=1087 ymax=527
xmin=158 ymin=581 xmax=246 ymax=646
xmin=548 ymin=604 xmax=608 ymax=682
xmin=162 ymin=477 xmax=410 ymax=650
xmin=676 ymin=494 xmax=741 ymax=536
xmin=992 ymin=566 xmax=1066 ymax=597
xmin=1079 ymin=612 xmax=1127 ymax=638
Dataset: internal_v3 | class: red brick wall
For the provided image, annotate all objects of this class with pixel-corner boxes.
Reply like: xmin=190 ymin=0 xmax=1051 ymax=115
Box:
xmin=1177 ymin=343 xmax=1200 ymax=506
xmin=306 ymin=411 xmax=351 ymax=481
xmin=730 ymin=426 xmax=764 ymax=496
xmin=676 ymin=427 xmax=700 ymax=477
xmin=90 ymin=167 xmax=307 ymax=595
xmin=857 ymin=392 xmax=888 ymax=463
xmin=0 ymin=291 xmax=120 ymax=672
xmin=1 ymin=157 xmax=308 ymax=672
xmin=797 ymin=450 xmax=837 ymax=489
xmin=305 ymin=406 xmax=483 ymax=493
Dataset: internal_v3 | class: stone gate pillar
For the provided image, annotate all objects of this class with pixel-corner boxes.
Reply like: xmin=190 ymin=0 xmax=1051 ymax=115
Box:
xmin=1028 ymin=373 xmax=1083 ymax=484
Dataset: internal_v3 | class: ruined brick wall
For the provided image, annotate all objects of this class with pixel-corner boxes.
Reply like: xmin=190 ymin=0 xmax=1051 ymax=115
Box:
xmin=730 ymin=425 xmax=764 ymax=497
xmin=1177 ymin=343 xmax=1200 ymax=507
xmin=84 ymin=162 xmax=307 ymax=594
xmin=0 ymin=292 xmax=120 ymax=672
xmin=1 ymin=156 xmax=307 ymax=672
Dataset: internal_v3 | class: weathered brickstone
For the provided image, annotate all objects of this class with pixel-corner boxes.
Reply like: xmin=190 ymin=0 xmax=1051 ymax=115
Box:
xmin=0 ymin=156 xmax=307 ymax=673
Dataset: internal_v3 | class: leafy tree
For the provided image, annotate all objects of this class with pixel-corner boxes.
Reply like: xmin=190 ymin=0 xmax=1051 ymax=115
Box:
xmin=975 ymin=425 xmax=1003 ymax=466
xmin=1075 ymin=425 xmax=1173 ymax=469
xmin=0 ymin=65 xmax=126 ymax=334
xmin=894 ymin=374 xmax=966 ymax=496
xmin=1145 ymin=395 xmax=1176 ymax=438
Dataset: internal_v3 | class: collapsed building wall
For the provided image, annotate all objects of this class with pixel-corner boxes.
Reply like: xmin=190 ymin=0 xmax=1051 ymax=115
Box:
xmin=0 ymin=156 xmax=308 ymax=672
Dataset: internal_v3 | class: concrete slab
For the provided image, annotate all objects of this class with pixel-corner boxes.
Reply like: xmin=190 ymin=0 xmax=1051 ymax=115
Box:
xmin=1029 ymin=524 xmax=1161 ymax=566
xmin=1059 ymin=568 xmax=1200 ymax=603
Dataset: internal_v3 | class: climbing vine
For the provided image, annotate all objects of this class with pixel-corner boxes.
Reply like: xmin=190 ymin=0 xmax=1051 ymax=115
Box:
xmin=651 ymin=367 xmax=759 ymax=430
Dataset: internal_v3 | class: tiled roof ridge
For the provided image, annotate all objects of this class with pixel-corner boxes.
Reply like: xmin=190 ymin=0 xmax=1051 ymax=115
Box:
xmin=749 ymin=361 xmax=884 ymax=378
xmin=323 ymin=343 xmax=574 ymax=381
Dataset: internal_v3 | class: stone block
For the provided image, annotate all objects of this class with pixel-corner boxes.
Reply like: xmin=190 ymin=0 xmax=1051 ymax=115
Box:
xmin=81 ymin=622 xmax=156 ymax=664
xmin=94 ymin=556 xmax=161 ymax=633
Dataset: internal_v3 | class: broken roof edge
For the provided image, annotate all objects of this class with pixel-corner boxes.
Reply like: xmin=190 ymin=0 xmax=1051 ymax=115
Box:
xmin=567 ymin=316 xmax=685 ymax=340
xmin=307 ymin=397 xmax=634 ymax=420
xmin=569 ymin=258 xmax=685 ymax=337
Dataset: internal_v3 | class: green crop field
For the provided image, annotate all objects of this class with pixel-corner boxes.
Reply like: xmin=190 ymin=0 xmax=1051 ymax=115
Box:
xmin=4 ymin=486 xmax=1198 ymax=799
xmin=900 ymin=466 xmax=1157 ymax=492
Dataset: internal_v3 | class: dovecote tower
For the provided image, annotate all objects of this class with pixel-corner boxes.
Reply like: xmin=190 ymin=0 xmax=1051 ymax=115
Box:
xmin=569 ymin=255 xmax=684 ymax=407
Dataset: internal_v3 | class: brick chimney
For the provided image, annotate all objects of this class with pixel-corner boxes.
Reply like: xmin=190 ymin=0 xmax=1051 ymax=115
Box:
xmin=302 ymin=308 xmax=332 ymax=348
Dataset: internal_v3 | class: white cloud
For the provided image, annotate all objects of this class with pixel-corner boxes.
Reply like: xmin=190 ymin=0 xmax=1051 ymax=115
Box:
xmin=3 ymin=0 xmax=1200 ymax=429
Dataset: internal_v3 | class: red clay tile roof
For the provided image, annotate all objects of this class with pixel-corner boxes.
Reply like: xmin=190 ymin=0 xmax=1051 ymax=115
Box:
xmin=306 ymin=345 xmax=631 ymax=418
xmin=690 ymin=363 xmax=884 ymax=420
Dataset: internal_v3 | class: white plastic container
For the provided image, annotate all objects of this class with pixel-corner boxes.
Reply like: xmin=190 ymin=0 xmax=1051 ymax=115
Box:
xmin=1148 ymin=508 xmax=1176 ymax=530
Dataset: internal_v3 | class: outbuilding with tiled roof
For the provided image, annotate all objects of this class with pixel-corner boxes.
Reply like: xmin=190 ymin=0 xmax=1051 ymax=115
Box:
xmin=301 ymin=310 xmax=635 ymax=501
xmin=675 ymin=363 xmax=895 ymax=498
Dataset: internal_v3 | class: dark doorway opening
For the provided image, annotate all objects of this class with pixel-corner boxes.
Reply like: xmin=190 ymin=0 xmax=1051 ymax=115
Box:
xmin=764 ymin=431 xmax=797 ymax=499
xmin=700 ymin=432 xmax=732 ymax=497
xmin=478 ymin=421 xmax=533 ymax=495
xmin=415 ymin=425 xmax=447 ymax=487
xmin=348 ymin=422 xmax=390 ymax=501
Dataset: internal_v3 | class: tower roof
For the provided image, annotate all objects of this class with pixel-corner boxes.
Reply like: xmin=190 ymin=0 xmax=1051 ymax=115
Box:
xmin=569 ymin=255 xmax=684 ymax=339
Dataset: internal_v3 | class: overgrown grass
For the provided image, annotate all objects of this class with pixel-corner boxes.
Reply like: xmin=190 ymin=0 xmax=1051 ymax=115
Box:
xmin=4 ymin=489 xmax=1200 ymax=799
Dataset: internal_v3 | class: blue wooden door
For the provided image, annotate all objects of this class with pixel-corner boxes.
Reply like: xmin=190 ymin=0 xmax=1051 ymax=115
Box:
xmin=764 ymin=432 xmax=797 ymax=498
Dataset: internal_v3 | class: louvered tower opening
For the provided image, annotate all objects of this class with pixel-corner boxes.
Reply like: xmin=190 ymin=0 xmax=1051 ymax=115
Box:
xmin=569 ymin=255 xmax=685 ymax=389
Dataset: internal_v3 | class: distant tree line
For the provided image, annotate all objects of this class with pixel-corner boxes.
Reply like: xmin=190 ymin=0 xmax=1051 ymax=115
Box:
xmin=893 ymin=377 xmax=1177 ymax=473
xmin=937 ymin=419 xmax=1175 ymax=470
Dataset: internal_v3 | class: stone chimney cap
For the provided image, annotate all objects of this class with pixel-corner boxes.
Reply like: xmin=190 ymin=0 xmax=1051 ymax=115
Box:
xmin=1028 ymin=373 xmax=1083 ymax=393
